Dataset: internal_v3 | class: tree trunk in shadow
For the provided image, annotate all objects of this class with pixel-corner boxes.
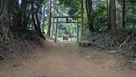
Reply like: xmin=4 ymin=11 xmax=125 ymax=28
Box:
xmin=86 ymin=0 xmax=95 ymax=32
xmin=0 ymin=0 xmax=13 ymax=42
xmin=31 ymin=2 xmax=45 ymax=39
xmin=107 ymin=0 xmax=111 ymax=30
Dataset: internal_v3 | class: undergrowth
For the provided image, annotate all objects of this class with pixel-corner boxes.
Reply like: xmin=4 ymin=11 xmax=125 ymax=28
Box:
xmin=0 ymin=30 xmax=44 ymax=60
xmin=81 ymin=28 xmax=136 ymax=69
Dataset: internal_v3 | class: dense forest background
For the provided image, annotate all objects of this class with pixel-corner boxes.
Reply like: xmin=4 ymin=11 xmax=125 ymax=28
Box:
xmin=0 ymin=0 xmax=136 ymax=64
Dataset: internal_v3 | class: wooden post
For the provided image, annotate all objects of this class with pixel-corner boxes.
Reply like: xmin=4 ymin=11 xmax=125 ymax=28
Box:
xmin=76 ymin=18 xmax=79 ymax=42
xmin=51 ymin=18 xmax=55 ymax=36
xmin=55 ymin=18 xmax=58 ymax=42
xmin=81 ymin=0 xmax=83 ymax=38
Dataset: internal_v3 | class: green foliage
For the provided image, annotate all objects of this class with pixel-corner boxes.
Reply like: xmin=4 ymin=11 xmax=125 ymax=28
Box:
xmin=68 ymin=7 xmax=79 ymax=16
xmin=57 ymin=23 xmax=76 ymax=38
xmin=58 ymin=0 xmax=80 ymax=7
xmin=58 ymin=0 xmax=81 ymax=16
xmin=82 ymin=22 xmax=90 ymax=39
xmin=118 ymin=0 xmax=136 ymax=4
xmin=132 ymin=41 xmax=136 ymax=52
xmin=118 ymin=27 xmax=136 ymax=35
xmin=125 ymin=1 xmax=136 ymax=28
xmin=127 ymin=0 xmax=136 ymax=3
xmin=93 ymin=2 xmax=107 ymax=31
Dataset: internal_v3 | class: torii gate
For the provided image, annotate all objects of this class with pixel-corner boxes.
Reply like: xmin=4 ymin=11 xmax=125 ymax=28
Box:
xmin=52 ymin=16 xmax=82 ymax=42
xmin=48 ymin=0 xmax=83 ymax=42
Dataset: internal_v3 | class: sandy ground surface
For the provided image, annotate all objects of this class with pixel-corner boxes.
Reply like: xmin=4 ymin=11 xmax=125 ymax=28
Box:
xmin=0 ymin=40 xmax=136 ymax=77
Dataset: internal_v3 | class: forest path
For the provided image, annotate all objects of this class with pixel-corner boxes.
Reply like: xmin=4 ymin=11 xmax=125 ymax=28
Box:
xmin=0 ymin=40 xmax=136 ymax=77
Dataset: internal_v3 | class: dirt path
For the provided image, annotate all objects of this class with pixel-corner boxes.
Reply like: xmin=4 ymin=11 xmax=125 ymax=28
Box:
xmin=0 ymin=40 xmax=136 ymax=77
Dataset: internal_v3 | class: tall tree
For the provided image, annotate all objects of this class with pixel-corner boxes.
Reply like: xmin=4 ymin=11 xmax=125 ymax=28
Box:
xmin=121 ymin=0 xmax=126 ymax=28
xmin=106 ymin=0 xmax=109 ymax=28
xmin=31 ymin=0 xmax=45 ymax=39
xmin=0 ymin=0 xmax=13 ymax=41
xmin=47 ymin=0 xmax=52 ymax=37
xmin=107 ymin=0 xmax=111 ymax=30
xmin=86 ymin=0 xmax=95 ymax=32
xmin=81 ymin=0 xmax=83 ymax=36
xmin=111 ymin=0 xmax=117 ymax=41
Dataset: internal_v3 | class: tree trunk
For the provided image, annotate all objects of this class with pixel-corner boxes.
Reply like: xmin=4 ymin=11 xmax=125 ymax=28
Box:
xmin=111 ymin=0 xmax=117 ymax=44
xmin=85 ymin=0 xmax=95 ymax=32
xmin=22 ymin=0 xmax=28 ymax=30
xmin=0 ymin=0 xmax=13 ymax=42
xmin=107 ymin=0 xmax=111 ymax=30
xmin=47 ymin=0 xmax=52 ymax=37
xmin=35 ymin=11 xmax=45 ymax=39
xmin=80 ymin=0 xmax=83 ymax=37
xmin=0 ymin=0 xmax=5 ymax=15
xmin=31 ymin=2 xmax=45 ymax=39
xmin=121 ymin=0 xmax=125 ymax=28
